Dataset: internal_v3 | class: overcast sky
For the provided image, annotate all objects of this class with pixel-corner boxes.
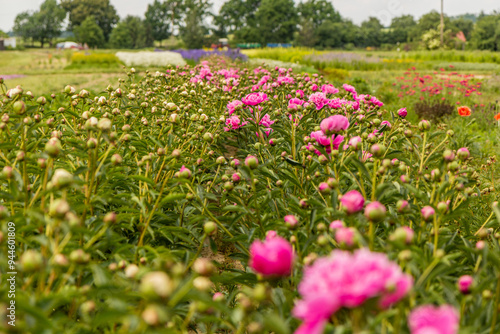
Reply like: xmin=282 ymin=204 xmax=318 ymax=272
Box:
xmin=1 ymin=0 xmax=499 ymax=32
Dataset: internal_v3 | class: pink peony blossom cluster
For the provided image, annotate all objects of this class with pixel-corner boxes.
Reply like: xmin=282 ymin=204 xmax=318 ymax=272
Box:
xmin=408 ymin=305 xmax=459 ymax=334
xmin=242 ymin=92 xmax=268 ymax=106
xmin=224 ymin=115 xmax=248 ymax=131
xmin=249 ymin=233 xmax=294 ymax=277
xmin=293 ymin=249 xmax=413 ymax=334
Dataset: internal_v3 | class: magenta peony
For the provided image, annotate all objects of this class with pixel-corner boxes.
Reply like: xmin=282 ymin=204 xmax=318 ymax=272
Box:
xmin=398 ymin=108 xmax=408 ymax=118
xmin=293 ymin=249 xmax=413 ymax=334
xmin=308 ymin=92 xmax=329 ymax=110
xmin=249 ymin=234 xmax=294 ymax=277
xmin=320 ymin=115 xmax=350 ymax=135
xmin=242 ymin=92 xmax=268 ymax=106
xmin=340 ymin=190 xmax=365 ymax=214
xmin=457 ymin=275 xmax=473 ymax=294
xmin=408 ymin=305 xmax=459 ymax=334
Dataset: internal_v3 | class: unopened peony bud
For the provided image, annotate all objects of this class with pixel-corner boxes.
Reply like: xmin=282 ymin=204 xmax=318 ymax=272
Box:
xmin=52 ymin=169 xmax=73 ymax=189
xmin=69 ymin=249 xmax=90 ymax=264
xmin=111 ymin=154 xmax=122 ymax=165
xmin=458 ymin=275 xmax=473 ymax=294
xmin=245 ymin=156 xmax=259 ymax=169
xmin=45 ymin=137 xmax=61 ymax=157
xmin=457 ymin=147 xmax=470 ymax=160
xmin=284 ymin=215 xmax=299 ymax=229
xmin=193 ymin=276 xmax=212 ymax=292
xmin=140 ymin=272 xmax=174 ymax=299
xmin=443 ymin=149 xmax=455 ymax=162
xmin=421 ymin=206 xmax=435 ymax=221
xmin=13 ymin=101 xmax=26 ymax=115
xmin=171 ymin=149 xmax=181 ymax=158
xmin=204 ymin=221 xmax=217 ymax=235
xmin=364 ymin=201 xmax=386 ymax=222
xmin=418 ymin=120 xmax=431 ymax=131
xmin=193 ymin=258 xmax=215 ymax=277
xmin=20 ymin=250 xmax=43 ymax=272
xmin=49 ymin=199 xmax=70 ymax=218
xmin=97 ymin=118 xmax=112 ymax=132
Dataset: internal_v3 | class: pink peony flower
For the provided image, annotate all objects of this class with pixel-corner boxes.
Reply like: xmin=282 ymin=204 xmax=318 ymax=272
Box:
xmin=329 ymin=220 xmax=345 ymax=230
xmin=227 ymin=100 xmax=243 ymax=115
xmin=309 ymin=131 xmax=344 ymax=154
xmin=381 ymin=120 xmax=392 ymax=128
xmin=343 ymin=84 xmax=357 ymax=94
xmin=293 ymin=249 xmax=413 ymax=334
xmin=398 ymin=108 xmax=408 ymax=118
xmin=311 ymin=84 xmax=318 ymax=91
xmin=340 ymin=190 xmax=365 ymax=214
xmin=335 ymin=226 xmax=356 ymax=246
xmin=308 ymin=92 xmax=329 ymax=110
xmin=320 ymin=115 xmax=350 ymax=135
xmin=259 ymin=114 xmax=275 ymax=127
xmin=408 ymin=305 xmax=459 ymax=334
xmin=242 ymin=92 xmax=268 ymax=106
xmin=458 ymin=275 xmax=473 ymax=294
xmin=249 ymin=235 xmax=294 ymax=277
xmin=321 ymin=84 xmax=339 ymax=95
xmin=224 ymin=115 xmax=248 ymax=131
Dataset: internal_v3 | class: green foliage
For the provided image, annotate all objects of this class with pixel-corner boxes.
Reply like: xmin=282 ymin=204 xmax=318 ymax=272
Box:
xmin=254 ymin=0 xmax=298 ymax=44
xmin=0 ymin=57 xmax=499 ymax=333
xmin=471 ymin=14 xmax=500 ymax=51
xmin=109 ymin=16 xmax=147 ymax=49
xmin=144 ymin=0 xmax=171 ymax=46
xmin=60 ymin=0 xmax=119 ymax=41
xmin=13 ymin=0 xmax=65 ymax=48
xmin=74 ymin=16 xmax=105 ymax=48
xmin=389 ymin=15 xmax=417 ymax=44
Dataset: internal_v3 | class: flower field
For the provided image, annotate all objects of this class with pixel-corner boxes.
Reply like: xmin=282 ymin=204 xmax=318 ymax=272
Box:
xmin=0 ymin=55 xmax=500 ymax=334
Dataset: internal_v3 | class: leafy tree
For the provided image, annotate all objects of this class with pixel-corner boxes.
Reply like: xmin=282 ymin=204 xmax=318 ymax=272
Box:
xmin=452 ymin=17 xmax=474 ymax=40
xmin=215 ymin=0 xmax=261 ymax=38
xmin=145 ymin=0 xmax=170 ymax=47
xmin=61 ymin=0 xmax=119 ymax=41
xmin=471 ymin=14 xmax=500 ymax=50
xmin=13 ymin=11 xmax=38 ymax=46
xmin=179 ymin=0 xmax=210 ymax=48
xmin=389 ymin=15 xmax=416 ymax=44
xmin=295 ymin=18 xmax=317 ymax=47
xmin=74 ymin=16 xmax=105 ymax=48
xmin=180 ymin=0 xmax=211 ymax=48
xmin=414 ymin=10 xmax=454 ymax=40
xmin=0 ymin=30 xmax=9 ymax=38
xmin=36 ymin=0 xmax=67 ymax=47
xmin=315 ymin=20 xmax=342 ymax=48
xmin=13 ymin=0 xmax=65 ymax=48
xmin=109 ymin=16 xmax=146 ymax=49
xmin=360 ymin=17 xmax=384 ymax=47
xmin=254 ymin=0 xmax=298 ymax=44
xmin=297 ymin=0 xmax=341 ymax=28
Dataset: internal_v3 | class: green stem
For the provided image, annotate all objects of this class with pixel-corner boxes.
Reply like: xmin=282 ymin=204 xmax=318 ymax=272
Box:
xmin=491 ymin=274 xmax=500 ymax=334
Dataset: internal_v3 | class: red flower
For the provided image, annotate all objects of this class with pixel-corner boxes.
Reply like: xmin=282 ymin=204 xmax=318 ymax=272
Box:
xmin=494 ymin=113 xmax=500 ymax=121
xmin=458 ymin=106 xmax=471 ymax=117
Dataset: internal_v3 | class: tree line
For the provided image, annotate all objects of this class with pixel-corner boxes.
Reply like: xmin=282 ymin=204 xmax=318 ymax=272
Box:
xmin=11 ymin=0 xmax=500 ymax=51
